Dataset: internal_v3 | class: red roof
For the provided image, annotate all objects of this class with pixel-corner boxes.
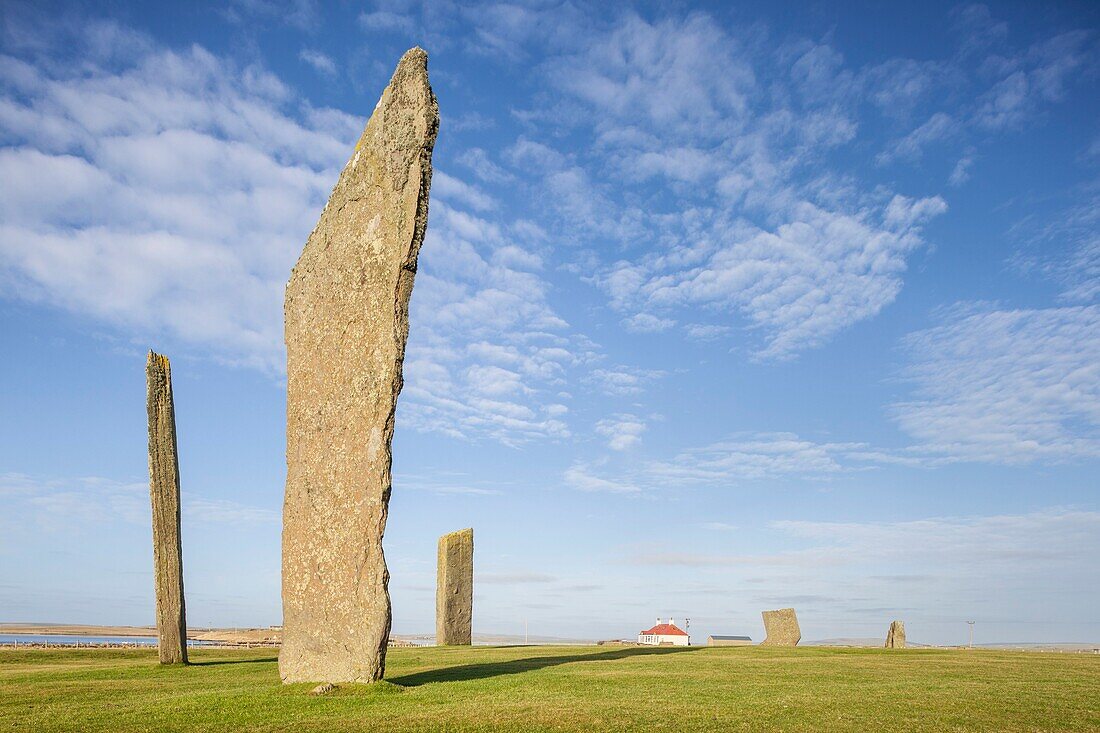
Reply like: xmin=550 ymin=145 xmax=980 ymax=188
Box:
xmin=639 ymin=623 xmax=688 ymax=636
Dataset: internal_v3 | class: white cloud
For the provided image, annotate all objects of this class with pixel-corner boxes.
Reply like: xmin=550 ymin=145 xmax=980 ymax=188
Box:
xmin=601 ymin=197 xmax=947 ymax=360
xmin=950 ymin=3 xmax=1009 ymax=58
xmin=1060 ymin=239 xmax=1100 ymax=304
xmin=546 ymin=12 xmax=754 ymax=139
xmin=1009 ymin=188 xmax=1100 ymax=304
xmin=428 ymin=486 xmax=500 ymax=496
xmin=458 ymin=3 xmax=572 ymax=61
xmin=24 ymin=476 xmax=147 ymax=525
xmin=877 ymin=112 xmax=957 ymax=165
xmin=400 ymin=199 xmax=587 ymax=445
xmin=477 ymin=572 xmax=556 ymax=584
xmin=504 ymin=137 xmax=566 ymax=172
xmin=456 ymin=147 xmax=513 ymax=183
xmin=972 ymin=31 xmax=1093 ymax=130
xmin=773 ymin=508 xmax=1100 ymax=569
xmin=862 ymin=58 xmax=943 ymax=118
xmin=395 ymin=471 xmax=504 ymax=496
xmin=647 ymin=433 xmax=859 ymax=483
xmin=224 ymin=0 xmax=319 ymax=30
xmin=883 ymin=194 xmax=949 ymax=229
xmin=0 ymin=35 xmax=353 ymax=372
xmin=0 ymin=472 xmax=276 ymax=528
xmin=621 ymin=312 xmax=675 ymax=333
xmin=563 ymin=432 xmax=894 ymax=498
xmin=298 ymin=48 xmax=336 ymax=76
xmin=595 ymin=414 xmax=647 ymax=451
xmin=949 ymin=152 xmax=975 ymax=186
xmin=625 ymin=548 xmax=845 ymax=568
xmin=893 ymin=304 xmax=1100 ymax=462
xmin=432 ymin=170 xmax=497 ymax=212
xmin=564 ymin=462 xmax=640 ymax=494
xmin=185 ymin=498 xmax=278 ymax=524
xmin=628 ymin=508 xmax=1100 ymax=583
xmin=684 ymin=323 xmax=731 ymax=340
xmin=358 ymin=10 xmax=415 ymax=34
xmin=586 ymin=366 xmax=665 ymax=397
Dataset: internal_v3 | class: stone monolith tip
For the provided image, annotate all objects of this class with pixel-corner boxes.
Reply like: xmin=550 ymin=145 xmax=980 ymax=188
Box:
xmin=436 ymin=528 xmax=473 ymax=645
xmin=279 ymin=46 xmax=439 ymax=684
xmin=146 ymin=350 xmax=188 ymax=664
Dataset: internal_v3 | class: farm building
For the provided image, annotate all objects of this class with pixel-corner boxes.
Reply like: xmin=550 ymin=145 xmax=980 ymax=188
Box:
xmin=638 ymin=618 xmax=690 ymax=646
xmin=708 ymin=635 xmax=752 ymax=646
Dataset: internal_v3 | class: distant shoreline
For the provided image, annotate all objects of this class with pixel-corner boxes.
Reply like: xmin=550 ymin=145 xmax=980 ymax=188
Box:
xmin=0 ymin=624 xmax=278 ymax=644
xmin=0 ymin=624 xmax=593 ymax=647
xmin=1 ymin=624 xmax=161 ymax=638
xmin=2 ymin=625 xmax=1094 ymax=651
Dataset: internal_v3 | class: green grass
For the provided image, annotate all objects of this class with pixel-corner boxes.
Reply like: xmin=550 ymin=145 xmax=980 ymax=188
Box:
xmin=1 ymin=645 xmax=1097 ymax=731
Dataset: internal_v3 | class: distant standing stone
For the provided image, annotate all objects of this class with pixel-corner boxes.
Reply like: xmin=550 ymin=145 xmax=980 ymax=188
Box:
xmin=436 ymin=528 xmax=473 ymax=645
xmin=885 ymin=620 xmax=906 ymax=649
xmin=146 ymin=351 xmax=188 ymax=665
xmin=279 ymin=47 xmax=439 ymax=684
xmin=760 ymin=608 xmax=801 ymax=647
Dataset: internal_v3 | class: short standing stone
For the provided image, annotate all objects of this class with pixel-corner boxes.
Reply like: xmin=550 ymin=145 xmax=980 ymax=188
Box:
xmin=760 ymin=608 xmax=800 ymax=647
xmin=146 ymin=351 xmax=188 ymax=665
xmin=279 ymin=47 xmax=439 ymax=685
xmin=885 ymin=620 xmax=906 ymax=648
xmin=436 ymin=528 xmax=473 ymax=645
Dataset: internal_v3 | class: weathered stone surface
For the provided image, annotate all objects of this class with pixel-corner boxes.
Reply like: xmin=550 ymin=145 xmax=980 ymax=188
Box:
xmin=436 ymin=528 xmax=473 ymax=645
xmin=146 ymin=351 xmax=188 ymax=665
xmin=309 ymin=683 xmax=336 ymax=696
xmin=885 ymin=620 xmax=906 ymax=649
xmin=760 ymin=607 xmax=800 ymax=647
xmin=279 ymin=47 xmax=439 ymax=685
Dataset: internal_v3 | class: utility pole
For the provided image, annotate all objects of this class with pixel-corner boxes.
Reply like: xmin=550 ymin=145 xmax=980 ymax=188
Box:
xmin=967 ymin=620 xmax=975 ymax=649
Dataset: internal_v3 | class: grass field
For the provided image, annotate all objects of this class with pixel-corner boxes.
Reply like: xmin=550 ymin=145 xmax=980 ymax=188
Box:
xmin=2 ymin=644 xmax=1097 ymax=732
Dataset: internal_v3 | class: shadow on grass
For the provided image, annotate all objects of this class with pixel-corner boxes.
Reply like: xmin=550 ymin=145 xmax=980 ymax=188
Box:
xmin=189 ymin=656 xmax=278 ymax=666
xmin=389 ymin=646 xmax=700 ymax=686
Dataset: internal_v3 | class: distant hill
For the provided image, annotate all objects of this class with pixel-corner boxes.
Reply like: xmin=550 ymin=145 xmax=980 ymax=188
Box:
xmin=806 ymin=638 xmax=887 ymax=647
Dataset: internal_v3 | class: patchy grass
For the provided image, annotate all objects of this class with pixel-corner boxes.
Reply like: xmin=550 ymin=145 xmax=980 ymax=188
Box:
xmin=1 ymin=644 xmax=1097 ymax=731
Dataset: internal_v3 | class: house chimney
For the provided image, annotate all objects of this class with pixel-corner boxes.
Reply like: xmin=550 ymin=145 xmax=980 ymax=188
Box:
xmin=669 ymin=617 xmax=675 ymax=627
xmin=656 ymin=617 xmax=661 ymax=626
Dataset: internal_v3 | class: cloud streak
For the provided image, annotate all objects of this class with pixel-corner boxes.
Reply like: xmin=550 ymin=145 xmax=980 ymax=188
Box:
xmin=893 ymin=304 xmax=1100 ymax=463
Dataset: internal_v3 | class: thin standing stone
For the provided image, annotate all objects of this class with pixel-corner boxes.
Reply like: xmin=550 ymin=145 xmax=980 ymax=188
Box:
xmin=279 ymin=47 xmax=439 ymax=684
xmin=146 ymin=350 xmax=188 ymax=665
xmin=436 ymin=528 xmax=473 ymax=645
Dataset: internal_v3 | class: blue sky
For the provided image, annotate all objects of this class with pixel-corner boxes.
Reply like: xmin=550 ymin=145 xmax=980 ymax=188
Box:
xmin=1 ymin=0 xmax=1098 ymax=645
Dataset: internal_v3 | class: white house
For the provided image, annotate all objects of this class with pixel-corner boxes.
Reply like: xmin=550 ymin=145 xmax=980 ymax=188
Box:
xmin=638 ymin=618 xmax=690 ymax=646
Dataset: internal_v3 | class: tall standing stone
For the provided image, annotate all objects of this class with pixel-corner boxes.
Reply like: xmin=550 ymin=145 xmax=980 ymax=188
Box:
xmin=280 ymin=47 xmax=439 ymax=685
xmin=885 ymin=620 xmax=906 ymax=648
xmin=436 ymin=528 xmax=473 ymax=645
xmin=146 ymin=351 xmax=188 ymax=665
xmin=760 ymin=607 xmax=801 ymax=647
